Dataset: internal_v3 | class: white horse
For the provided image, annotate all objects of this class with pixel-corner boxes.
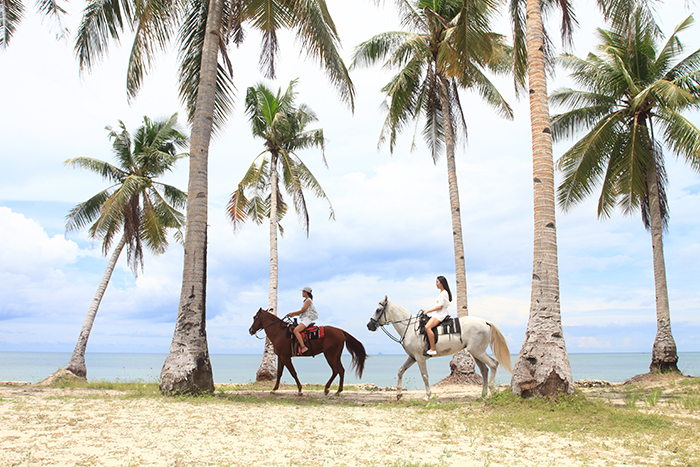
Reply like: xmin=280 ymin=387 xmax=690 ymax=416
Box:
xmin=367 ymin=296 xmax=513 ymax=400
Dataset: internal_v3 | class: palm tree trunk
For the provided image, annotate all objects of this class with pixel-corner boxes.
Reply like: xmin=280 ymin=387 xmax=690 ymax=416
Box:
xmin=257 ymin=152 xmax=280 ymax=381
xmin=510 ymin=0 xmax=573 ymax=397
xmin=437 ymin=76 xmax=468 ymax=316
xmin=646 ymin=159 xmax=679 ymax=373
xmin=159 ymin=0 xmax=221 ymax=395
xmin=437 ymin=75 xmax=477 ymax=378
xmin=66 ymin=234 xmax=127 ymax=378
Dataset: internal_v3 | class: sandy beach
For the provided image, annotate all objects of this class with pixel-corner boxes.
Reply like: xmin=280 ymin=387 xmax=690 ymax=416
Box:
xmin=2 ymin=376 xmax=699 ymax=467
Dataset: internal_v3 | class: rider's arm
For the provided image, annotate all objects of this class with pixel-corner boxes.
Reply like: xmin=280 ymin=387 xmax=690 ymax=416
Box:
xmin=287 ymin=299 xmax=311 ymax=317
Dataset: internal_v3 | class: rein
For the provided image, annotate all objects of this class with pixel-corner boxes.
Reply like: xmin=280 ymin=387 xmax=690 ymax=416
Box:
xmin=372 ymin=304 xmax=413 ymax=345
xmin=252 ymin=312 xmax=291 ymax=340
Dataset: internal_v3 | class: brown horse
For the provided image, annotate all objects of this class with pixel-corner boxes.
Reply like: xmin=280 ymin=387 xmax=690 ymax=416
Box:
xmin=249 ymin=308 xmax=367 ymax=396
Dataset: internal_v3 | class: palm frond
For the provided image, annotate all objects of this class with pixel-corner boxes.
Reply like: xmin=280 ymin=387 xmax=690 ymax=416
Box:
xmin=288 ymin=0 xmax=355 ymax=109
xmin=126 ymin=0 xmax=181 ymax=101
xmin=351 ymin=31 xmax=414 ymax=69
xmin=36 ymin=0 xmax=70 ymax=41
xmin=1 ymin=0 xmax=24 ymax=49
xmin=65 ymin=157 xmax=127 ymax=183
xmin=654 ymin=107 xmax=700 ymax=171
xmin=177 ymin=0 xmax=235 ymax=134
xmin=74 ymin=0 xmax=133 ymax=72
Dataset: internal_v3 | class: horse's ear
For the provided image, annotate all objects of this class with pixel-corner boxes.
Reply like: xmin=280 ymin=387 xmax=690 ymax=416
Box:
xmin=382 ymin=296 xmax=388 ymax=305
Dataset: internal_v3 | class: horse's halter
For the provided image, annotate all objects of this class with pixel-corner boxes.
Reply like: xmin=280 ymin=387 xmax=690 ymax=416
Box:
xmin=250 ymin=308 xmax=289 ymax=340
xmin=369 ymin=300 xmax=411 ymax=345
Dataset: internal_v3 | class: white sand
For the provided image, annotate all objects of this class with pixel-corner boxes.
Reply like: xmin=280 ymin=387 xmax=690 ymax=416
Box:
xmin=0 ymin=383 xmax=690 ymax=467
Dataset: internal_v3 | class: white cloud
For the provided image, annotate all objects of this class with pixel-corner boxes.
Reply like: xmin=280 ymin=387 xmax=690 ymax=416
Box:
xmin=0 ymin=207 xmax=79 ymax=276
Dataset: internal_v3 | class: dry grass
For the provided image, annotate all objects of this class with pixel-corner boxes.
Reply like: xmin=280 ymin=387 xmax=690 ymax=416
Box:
xmin=1 ymin=373 xmax=698 ymax=467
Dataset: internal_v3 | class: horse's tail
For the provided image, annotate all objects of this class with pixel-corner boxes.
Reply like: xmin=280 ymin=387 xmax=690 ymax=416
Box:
xmin=342 ymin=331 xmax=367 ymax=379
xmin=489 ymin=323 xmax=513 ymax=374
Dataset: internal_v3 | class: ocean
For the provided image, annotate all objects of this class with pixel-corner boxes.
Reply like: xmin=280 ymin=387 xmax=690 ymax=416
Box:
xmin=2 ymin=352 xmax=699 ymax=389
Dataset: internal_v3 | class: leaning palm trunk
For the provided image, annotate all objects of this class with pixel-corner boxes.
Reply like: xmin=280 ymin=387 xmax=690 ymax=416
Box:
xmin=646 ymin=157 xmax=679 ymax=373
xmin=256 ymin=153 xmax=280 ymax=381
xmin=437 ymin=76 xmax=478 ymax=378
xmin=510 ymin=0 xmax=573 ymax=397
xmin=159 ymin=0 xmax=221 ymax=395
xmin=66 ymin=234 xmax=127 ymax=378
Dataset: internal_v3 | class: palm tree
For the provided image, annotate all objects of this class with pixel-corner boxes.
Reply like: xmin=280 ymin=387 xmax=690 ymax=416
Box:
xmin=1 ymin=0 xmax=68 ymax=49
xmin=352 ymin=0 xmax=512 ymax=316
xmin=226 ymin=79 xmax=334 ymax=381
xmin=352 ymin=0 xmax=511 ymax=379
xmin=64 ymin=113 xmax=188 ymax=379
xmin=552 ymin=12 xmax=700 ymax=373
xmin=505 ymin=0 xmax=582 ymax=397
xmin=506 ymin=0 xmax=667 ymax=398
xmin=73 ymin=0 xmax=355 ymax=394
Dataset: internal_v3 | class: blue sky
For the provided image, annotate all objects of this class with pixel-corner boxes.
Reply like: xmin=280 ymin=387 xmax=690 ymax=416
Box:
xmin=1 ymin=0 xmax=698 ymax=359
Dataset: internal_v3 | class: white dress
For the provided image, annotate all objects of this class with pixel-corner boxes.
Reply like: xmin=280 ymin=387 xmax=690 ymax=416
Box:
xmin=299 ymin=298 xmax=318 ymax=326
xmin=431 ymin=290 xmax=451 ymax=321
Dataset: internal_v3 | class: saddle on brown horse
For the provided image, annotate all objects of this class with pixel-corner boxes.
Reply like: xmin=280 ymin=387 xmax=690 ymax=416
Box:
xmin=285 ymin=320 xmax=325 ymax=356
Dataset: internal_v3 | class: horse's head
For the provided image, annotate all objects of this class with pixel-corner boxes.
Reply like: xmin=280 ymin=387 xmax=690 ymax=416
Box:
xmin=367 ymin=296 xmax=389 ymax=331
xmin=249 ymin=308 xmax=269 ymax=335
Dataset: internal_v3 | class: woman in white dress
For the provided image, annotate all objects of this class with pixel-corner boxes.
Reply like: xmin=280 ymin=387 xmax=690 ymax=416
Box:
xmin=421 ymin=276 xmax=452 ymax=356
xmin=287 ymin=286 xmax=318 ymax=354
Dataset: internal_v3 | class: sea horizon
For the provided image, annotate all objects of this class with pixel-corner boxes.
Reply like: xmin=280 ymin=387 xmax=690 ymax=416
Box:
xmin=2 ymin=351 xmax=699 ymax=390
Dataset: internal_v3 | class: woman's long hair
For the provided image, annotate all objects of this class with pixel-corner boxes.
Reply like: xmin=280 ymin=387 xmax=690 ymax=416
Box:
xmin=437 ymin=276 xmax=452 ymax=302
xmin=305 ymin=291 xmax=314 ymax=301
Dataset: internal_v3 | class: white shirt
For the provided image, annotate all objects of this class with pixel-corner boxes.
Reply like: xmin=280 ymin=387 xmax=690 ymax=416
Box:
xmin=432 ymin=290 xmax=451 ymax=321
xmin=299 ymin=298 xmax=318 ymax=326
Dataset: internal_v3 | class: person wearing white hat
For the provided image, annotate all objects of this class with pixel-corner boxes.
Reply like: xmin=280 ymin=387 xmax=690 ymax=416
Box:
xmin=286 ymin=286 xmax=319 ymax=354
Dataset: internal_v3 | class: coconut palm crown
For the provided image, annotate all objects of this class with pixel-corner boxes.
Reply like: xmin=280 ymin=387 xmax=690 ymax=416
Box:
xmin=552 ymin=11 xmax=700 ymax=372
xmin=227 ymin=79 xmax=333 ymax=236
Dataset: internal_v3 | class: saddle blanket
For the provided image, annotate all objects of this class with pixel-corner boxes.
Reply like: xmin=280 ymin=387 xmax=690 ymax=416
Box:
xmin=286 ymin=323 xmax=325 ymax=340
xmin=435 ymin=317 xmax=461 ymax=336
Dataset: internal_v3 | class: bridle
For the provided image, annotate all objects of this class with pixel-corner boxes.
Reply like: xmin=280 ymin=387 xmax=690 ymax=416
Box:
xmin=369 ymin=301 xmax=413 ymax=345
xmin=250 ymin=309 xmax=291 ymax=340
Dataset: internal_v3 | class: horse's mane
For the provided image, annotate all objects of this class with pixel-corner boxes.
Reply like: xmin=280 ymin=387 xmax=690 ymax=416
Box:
xmin=259 ymin=308 xmax=282 ymax=322
xmin=385 ymin=298 xmax=411 ymax=316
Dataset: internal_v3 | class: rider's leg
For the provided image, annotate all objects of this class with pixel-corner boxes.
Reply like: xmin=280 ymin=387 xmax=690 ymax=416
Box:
xmin=425 ymin=317 xmax=439 ymax=352
xmin=294 ymin=323 xmax=308 ymax=353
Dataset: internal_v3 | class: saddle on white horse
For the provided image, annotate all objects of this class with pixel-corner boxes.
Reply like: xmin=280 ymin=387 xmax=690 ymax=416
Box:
xmin=418 ymin=313 xmax=462 ymax=344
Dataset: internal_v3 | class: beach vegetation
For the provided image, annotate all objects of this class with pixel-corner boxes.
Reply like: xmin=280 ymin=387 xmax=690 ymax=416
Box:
xmin=551 ymin=9 xmax=700 ymax=374
xmin=226 ymin=79 xmax=333 ymax=382
xmin=10 ymin=377 xmax=700 ymax=465
xmin=62 ymin=114 xmax=188 ymax=380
